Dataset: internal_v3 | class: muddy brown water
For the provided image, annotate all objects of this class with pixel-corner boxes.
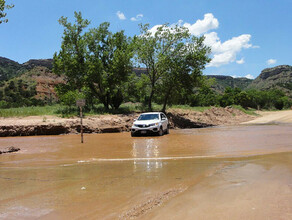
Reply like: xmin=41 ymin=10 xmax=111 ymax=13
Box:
xmin=0 ymin=125 xmax=292 ymax=219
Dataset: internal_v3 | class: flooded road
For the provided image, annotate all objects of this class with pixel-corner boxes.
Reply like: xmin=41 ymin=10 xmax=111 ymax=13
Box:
xmin=1 ymin=125 xmax=292 ymax=219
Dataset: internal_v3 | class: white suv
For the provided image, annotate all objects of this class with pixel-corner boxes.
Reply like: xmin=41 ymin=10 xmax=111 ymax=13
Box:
xmin=131 ymin=112 xmax=169 ymax=137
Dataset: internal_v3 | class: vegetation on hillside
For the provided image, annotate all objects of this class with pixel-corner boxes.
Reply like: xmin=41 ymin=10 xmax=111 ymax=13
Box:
xmin=192 ymin=86 xmax=291 ymax=110
xmin=207 ymin=75 xmax=253 ymax=92
xmin=0 ymin=57 xmax=28 ymax=82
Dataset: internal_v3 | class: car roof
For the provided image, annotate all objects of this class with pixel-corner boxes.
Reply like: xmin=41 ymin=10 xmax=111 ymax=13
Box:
xmin=140 ymin=112 xmax=163 ymax=115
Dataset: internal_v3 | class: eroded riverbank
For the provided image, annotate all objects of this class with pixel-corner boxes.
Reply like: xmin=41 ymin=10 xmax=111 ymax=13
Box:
xmin=0 ymin=124 xmax=292 ymax=219
xmin=0 ymin=107 xmax=255 ymax=137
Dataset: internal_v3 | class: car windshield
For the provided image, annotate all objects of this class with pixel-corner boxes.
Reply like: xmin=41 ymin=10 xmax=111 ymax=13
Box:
xmin=138 ymin=114 xmax=159 ymax=121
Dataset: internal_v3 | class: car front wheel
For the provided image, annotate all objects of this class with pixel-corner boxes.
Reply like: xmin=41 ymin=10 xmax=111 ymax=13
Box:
xmin=165 ymin=125 xmax=170 ymax=134
xmin=158 ymin=127 xmax=163 ymax=136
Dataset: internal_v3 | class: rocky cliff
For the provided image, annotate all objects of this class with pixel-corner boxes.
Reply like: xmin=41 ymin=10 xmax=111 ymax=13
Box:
xmin=248 ymin=65 xmax=292 ymax=97
xmin=0 ymin=57 xmax=63 ymax=103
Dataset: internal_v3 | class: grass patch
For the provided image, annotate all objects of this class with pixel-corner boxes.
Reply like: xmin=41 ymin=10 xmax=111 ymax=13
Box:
xmin=0 ymin=103 xmax=259 ymax=118
xmin=231 ymin=105 xmax=258 ymax=116
xmin=169 ymin=105 xmax=212 ymax=112
xmin=0 ymin=105 xmax=61 ymax=117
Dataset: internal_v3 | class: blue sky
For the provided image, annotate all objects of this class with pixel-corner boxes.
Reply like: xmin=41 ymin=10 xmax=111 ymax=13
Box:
xmin=1 ymin=0 xmax=291 ymax=78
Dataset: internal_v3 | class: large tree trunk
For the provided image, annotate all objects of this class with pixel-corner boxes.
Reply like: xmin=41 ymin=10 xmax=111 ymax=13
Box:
xmin=161 ymin=88 xmax=171 ymax=113
xmin=88 ymin=83 xmax=109 ymax=110
xmin=148 ymin=87 xmax=154 ymax=111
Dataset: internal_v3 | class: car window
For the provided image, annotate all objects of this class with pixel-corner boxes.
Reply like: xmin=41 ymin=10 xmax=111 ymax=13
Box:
xmin=138 ymin=114 xmax=159 ymax=120
xmin=161 ymin=113 xmax=166 ymax=120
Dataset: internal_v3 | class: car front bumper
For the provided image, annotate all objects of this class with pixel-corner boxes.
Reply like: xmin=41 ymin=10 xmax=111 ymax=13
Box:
xmin=131 ymin=125 xmax=160 ymax=134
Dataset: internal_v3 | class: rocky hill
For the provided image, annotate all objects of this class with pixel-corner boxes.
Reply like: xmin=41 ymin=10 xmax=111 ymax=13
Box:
xmin=0 ymin=57 xmax=53 ymax=83
xmin=0 ymin=57 xmax=27 ymax=83
xmin=0 ymin=57 xmax=62 ymax=106
xmin=248 ymin=65 xmax=292 ymax=97
xmin=23 ymin=59 xmax=53 ymax=70
xmin=207 ymin=75 xmax=253 ymax=92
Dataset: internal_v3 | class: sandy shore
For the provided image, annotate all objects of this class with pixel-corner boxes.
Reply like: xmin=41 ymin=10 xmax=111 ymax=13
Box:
xmin=0 ymin=107 xmax=256 ymax=137
xmin=0 ymin=108 xmax=291 ymax=137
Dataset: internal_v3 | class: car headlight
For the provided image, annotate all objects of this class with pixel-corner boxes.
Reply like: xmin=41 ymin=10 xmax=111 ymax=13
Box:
xmin=149 ymin=123 xmax=159 ymax=126
xmin=133 ymin=124 xmax=138 ymax=127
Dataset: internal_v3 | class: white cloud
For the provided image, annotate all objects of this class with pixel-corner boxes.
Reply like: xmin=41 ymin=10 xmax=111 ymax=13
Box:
xmin=236 ymin=58 xmax=245 ymax=64
xmin=183 ymin=13 xmax=219 ymax=35
xmin=148 ymin=25 xmax=162 ymax=35
xmin=232 ymin=74 xmax=255 ymax=79
xmin=131 ymin=14 xmax=143 ymax=21
xmin=266 ymin=59 xmax=277 ymax=65
xmin=245 ymin=74 xmax=255 ymax=79
xmin=116 ymin=11 xmax=126 ymax=20
xmin=148 ymin=13 xmax=256 ymax=67
xmin=148 ymin=13 xmax=218 ymax=36
xmin=205 ymin=32 xmax=253 ymax=67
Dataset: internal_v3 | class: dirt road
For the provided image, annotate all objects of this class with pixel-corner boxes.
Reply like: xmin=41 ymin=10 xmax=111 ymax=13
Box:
xmin=242 ymin=110 xmax=292 ymax=124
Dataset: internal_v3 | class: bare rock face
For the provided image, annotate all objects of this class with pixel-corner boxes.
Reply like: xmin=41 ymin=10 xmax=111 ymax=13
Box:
xmin=258 ymin=65 xmax=292 ymax=80
xmin=249 ymin=65 xmax=292 ymax=97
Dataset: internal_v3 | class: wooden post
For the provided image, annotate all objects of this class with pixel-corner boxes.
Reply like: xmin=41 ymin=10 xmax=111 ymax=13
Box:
xmin=80 ymin=106 xmax=83 ymax=143
xmin=76 ymin=99 xmax=86 ymax=144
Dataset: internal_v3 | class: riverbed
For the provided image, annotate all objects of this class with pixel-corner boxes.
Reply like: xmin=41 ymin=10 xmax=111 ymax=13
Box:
xmin=1 ymin=124 xmax=292 ymax=219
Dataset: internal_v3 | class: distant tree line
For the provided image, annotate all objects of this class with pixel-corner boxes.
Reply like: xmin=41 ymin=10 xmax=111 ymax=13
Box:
xmin=191 ymin=86 xmax=292 ymax=110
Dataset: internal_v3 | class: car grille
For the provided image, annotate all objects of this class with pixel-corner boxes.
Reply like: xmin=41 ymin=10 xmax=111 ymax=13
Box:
xmin=137 ymin=124 xmax=150 ymax=128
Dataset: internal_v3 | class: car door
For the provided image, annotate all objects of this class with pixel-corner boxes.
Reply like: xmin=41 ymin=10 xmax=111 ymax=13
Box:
xmin=160 ymin=113 xmax=167 ymax=130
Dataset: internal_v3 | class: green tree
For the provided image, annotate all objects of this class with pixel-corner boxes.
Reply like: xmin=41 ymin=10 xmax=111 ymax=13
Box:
xmin=54 ymin=12 xmax=133 ymax=110
xmin=53 ymin=12 xmax=90 ymax=92
xmin=86 ymin=23 xmax=134 ymax=109
xmin=134 ymin=23 xmax=210 ymax=111
xmin=159 ymin=36 xmax=211 ymax=112
xmin=191 ymin=86 xmax=219 ymax=106
xmin=0 ymin=0 xmax=14 ymax=24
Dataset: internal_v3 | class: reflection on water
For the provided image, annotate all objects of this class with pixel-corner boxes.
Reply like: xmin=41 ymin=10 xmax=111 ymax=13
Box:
xmin=133 ymin=160 xmax=163 ymax=173
xmin=132 ymin=138 xmax=163 ymax=173
xmin=132 ymin=138 xmax=160 ymax=158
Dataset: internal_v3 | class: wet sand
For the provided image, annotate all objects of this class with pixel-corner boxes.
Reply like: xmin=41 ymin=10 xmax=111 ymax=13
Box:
xmin=0 ymin=125 xmax=292 ymax=219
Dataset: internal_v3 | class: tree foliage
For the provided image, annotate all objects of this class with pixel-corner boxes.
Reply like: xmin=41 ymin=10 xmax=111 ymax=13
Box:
xmin=134 ymin=24 xmax=211 ymax=111
xmin=86 ymin=22 xmax=134 ymax=109
xmin=191 ymin=86 xmax=292 ymax=110
xmin=0 ymin=0 xmax=14 ymax=24
xmin=53 ymin=12 xmax=133 ymax=110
